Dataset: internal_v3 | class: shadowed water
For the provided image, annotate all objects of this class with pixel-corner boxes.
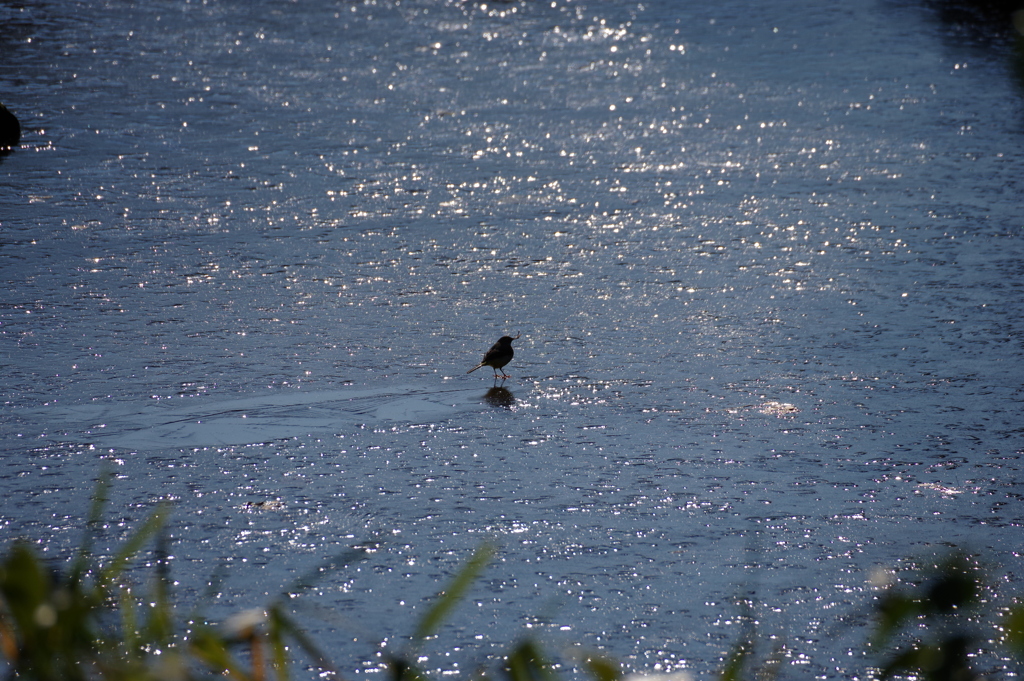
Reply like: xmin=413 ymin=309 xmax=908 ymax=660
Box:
xmin=2 ymin=0 xmax=1023 ymax=678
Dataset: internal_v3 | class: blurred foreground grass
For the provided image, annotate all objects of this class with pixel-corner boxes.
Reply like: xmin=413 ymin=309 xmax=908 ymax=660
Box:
xmin=2 ymin=476 xmax=1023 ymax=681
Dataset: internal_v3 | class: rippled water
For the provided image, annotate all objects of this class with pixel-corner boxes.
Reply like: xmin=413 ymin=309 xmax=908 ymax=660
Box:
xmin=2 ymin=0 xmax=1023 ymax=678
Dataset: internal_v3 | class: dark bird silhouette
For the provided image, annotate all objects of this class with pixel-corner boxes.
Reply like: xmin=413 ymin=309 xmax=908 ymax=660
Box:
xmin=0 ymin=103 xmax=20 ymax=151
xmin=467 ymin=333 xmax=520 ymax=379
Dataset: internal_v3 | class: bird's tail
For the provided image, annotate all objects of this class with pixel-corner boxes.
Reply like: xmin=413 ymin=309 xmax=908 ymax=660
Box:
xmin=467 ymin=363 xmax=484 ymax=374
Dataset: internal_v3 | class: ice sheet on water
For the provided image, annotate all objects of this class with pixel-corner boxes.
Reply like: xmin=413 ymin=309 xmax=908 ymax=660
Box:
xmin=31 ymin=385 xmax=479 ymax=449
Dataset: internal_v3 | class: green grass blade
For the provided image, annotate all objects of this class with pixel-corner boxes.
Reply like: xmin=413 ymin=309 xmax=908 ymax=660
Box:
xmin=266 ymin=604 xmax=343 ymax=681
xmin=413 ymin=543 xmax=494 ymax=642
xmin=504 ymin=639 xmax=555 ymax=681
xmin=280 ymin=547 xmax=371 ymax=599
xmin=70 ymin=472 xmax=112 ymax=580
xmin=119 ymin=585 xmax=139 ymax=659
xmin=267 ymin=606 xmax=290 ymax=681
xmin=718 ymin=638 xmax=750 ymax=681
xmin=142 ymin=526 xmax=174 ymax=647
xmin=98 ymin=503 xmax=170 ymax=588
xmin=190 ymin=626 xmax=253 ymax=681
xmin=581 ymin=654 xmax=620 ymax=681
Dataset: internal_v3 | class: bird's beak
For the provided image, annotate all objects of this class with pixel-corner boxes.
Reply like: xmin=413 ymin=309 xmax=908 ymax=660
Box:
xmin=513 ymin=332 xmax=521 ymax=340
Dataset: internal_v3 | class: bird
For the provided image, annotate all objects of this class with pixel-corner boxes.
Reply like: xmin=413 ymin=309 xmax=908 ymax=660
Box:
xmin=0 ymin=103 xmax=20 ymax=151
xmin=467 ymin=333 xmax=520 ymax=379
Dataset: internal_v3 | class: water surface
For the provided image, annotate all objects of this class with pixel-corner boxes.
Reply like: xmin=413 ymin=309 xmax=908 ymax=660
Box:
xmin=2 ymin=0 xmax=1023 ymax=678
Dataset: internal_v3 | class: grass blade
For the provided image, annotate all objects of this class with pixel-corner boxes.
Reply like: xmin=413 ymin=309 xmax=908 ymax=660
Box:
xmin=413 ymin=543 xmax=494 ymax=642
